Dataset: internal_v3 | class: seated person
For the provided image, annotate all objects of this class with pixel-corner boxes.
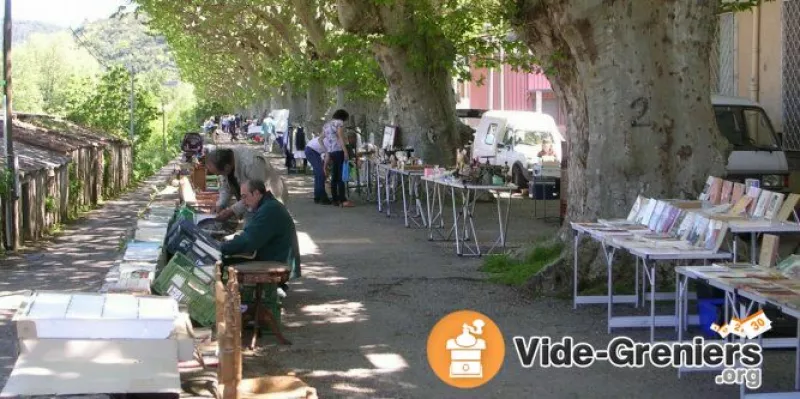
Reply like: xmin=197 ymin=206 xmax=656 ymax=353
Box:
xmin=220 ymin=179 xmax=301 ymax=280
xmin=206 ymin=147 xmax=288 ymax=222
xmin=537 ymin=139 xmax=558 ymax=160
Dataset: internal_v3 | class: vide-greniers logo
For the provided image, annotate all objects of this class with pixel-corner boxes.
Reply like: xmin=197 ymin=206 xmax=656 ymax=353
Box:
xmin=513 ymin=336 xmax=764 ymax=389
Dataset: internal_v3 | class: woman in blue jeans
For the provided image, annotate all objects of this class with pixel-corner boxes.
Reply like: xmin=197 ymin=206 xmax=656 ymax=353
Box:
xmin=322 ymin=109 xmax=354 ymax=207
xmin=305 ymin=134 xmax=331 ymax=204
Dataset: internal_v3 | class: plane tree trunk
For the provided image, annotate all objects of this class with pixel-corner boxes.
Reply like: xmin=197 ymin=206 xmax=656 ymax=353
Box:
xmin=512 ymin=0 xmax=730 ymax=294
xmin=336 ymin=0 xmax=471 ymax=165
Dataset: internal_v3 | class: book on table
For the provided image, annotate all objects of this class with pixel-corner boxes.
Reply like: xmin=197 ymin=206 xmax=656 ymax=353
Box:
xmin=626 ymin=195 xmax=646 ymax=222
xmin=745 ymin=186 xmax=762 ymax=216
xmin=758 ymin=234 xmax=780 ymax=267
xmin=775 ymin=193 xmax=800 ymax=222
xmin=752 ymin=190 xmax=773 ymax=218
xmin=777 ymin=254 xmax=800 ymax=279
xmin=763 ymin=192 xmax=786 ymax=221
xmin=720 ymin=180 xmax=734 ymax=204
xmin=637 ymin=199 xmax=658 ymax=226
xmin=647 ymin=201 xmax=667 ymax=231
xmin=730 ymin=182 xmax=746 ymax=204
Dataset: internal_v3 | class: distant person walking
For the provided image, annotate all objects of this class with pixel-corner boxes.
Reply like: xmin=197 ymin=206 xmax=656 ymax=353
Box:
xmin=262 ymin=113 xmax=277 ymax=153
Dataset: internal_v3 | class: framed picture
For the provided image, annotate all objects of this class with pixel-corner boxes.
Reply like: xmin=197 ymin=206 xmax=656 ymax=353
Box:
xmin=382 ymin=125 xmax=398 ymax=149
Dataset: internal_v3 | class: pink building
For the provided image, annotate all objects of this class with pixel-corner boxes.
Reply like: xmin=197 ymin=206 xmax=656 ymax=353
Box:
xmin=455 ymin=65 xmax=566 ymax=129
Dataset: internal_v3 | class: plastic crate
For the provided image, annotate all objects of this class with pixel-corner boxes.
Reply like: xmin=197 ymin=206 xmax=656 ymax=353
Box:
xmin=152 ymin=253 xmax=216 ymax=327
xmin=697 ymin=299 xmax=725 ymax=338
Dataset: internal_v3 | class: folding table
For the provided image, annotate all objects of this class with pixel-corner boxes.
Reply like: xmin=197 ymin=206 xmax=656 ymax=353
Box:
xmin=376 ymin=164 xmax=427 ymax=228
xmin=605 ymin=242 xmax=731 ymax=342
xmin=421 ymin=176 xmax=516 ymax=256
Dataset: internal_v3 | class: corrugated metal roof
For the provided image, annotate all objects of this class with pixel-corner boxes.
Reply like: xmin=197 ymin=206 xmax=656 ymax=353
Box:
xmin=16 ymin=114 xmax=129 ymax=146
xmin=1 ymin=118 xmax=92 ymax=153
xmin=0 ymin=139 xmax=71 ymax=176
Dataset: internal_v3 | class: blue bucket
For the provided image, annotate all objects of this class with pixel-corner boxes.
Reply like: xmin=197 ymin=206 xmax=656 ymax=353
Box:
xmin=697 ymin=299 xmax=725 ymax=338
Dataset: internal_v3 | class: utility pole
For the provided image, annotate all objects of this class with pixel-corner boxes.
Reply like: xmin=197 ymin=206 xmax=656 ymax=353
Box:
xmin=129 ymin=67 xmax=135 ymax=159
xmin=161 ymin=99 xmax=166 ymax=157
xmin=2 ymin=0 xmax=18 ymax=251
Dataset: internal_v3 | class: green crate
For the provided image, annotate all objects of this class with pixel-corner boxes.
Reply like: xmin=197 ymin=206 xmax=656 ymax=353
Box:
xmin=152 ymin=253 xmax=216 ymax=326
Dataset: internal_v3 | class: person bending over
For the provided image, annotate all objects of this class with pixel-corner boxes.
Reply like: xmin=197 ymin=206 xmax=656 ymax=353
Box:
xmin=205 ymin=147 xmax=288 ymax=222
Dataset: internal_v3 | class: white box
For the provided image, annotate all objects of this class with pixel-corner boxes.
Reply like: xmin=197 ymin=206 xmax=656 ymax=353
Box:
xmin=14 ymin=292 xmax=179 ymax=340
xmin=1 ymin=339 xmax=181 ymax=397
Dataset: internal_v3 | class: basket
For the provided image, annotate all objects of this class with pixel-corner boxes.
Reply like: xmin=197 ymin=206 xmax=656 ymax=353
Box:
xmin=153 ymin=253 xmax=216 ymax=327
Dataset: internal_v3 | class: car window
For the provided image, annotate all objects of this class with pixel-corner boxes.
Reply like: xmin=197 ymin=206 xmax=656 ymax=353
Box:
xmin=743 ymin=109 xmax=778 ymax=149
xmin=715 ymin=108 xmax=745 ymax=147
xmin=503 ymin=128 xmax=514 ymax=146
xmin=484 ymin=123 xmax=498 ymax=145
xmin=714 ymin=106 xmax=778 ymax=150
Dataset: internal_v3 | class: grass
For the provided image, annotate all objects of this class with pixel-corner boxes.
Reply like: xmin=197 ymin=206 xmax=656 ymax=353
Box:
xmin=480 ymin=241 xmax=565 ymax=286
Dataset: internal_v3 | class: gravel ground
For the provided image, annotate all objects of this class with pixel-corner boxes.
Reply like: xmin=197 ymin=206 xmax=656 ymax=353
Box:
xmin=0 ymin=147 xmax=798 ymax=399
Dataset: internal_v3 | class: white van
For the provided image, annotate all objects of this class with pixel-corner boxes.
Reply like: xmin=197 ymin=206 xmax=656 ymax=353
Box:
xmin=470 ymin=110 xmax=564 ymax=187
xmin=712 ymin=95 xmax=789 ymax=192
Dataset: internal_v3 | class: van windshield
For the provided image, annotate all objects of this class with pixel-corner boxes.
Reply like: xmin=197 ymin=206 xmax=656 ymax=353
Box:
xmin=512 ymin=130 xmax=555 ymax=147
xmin=714 ymin=106 xmax=779 ymax=150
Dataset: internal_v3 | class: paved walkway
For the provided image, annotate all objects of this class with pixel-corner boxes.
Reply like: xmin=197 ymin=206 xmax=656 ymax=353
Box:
xmin=0 ymin=150 xmax=797 ymax=398
xmin=259 ymin=158 xmax=796 ymax=398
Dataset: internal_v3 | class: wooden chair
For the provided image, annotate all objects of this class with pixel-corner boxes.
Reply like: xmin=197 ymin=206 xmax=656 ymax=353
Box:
xmin=216 ymin=254 xmax=292 ymax=348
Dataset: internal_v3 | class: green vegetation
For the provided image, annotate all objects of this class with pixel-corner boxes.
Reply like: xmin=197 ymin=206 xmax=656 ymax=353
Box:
xmin=12 ymin=16 xmax=207 ymax=187
xmin=480 ymin=241 xmax=564 ymax=286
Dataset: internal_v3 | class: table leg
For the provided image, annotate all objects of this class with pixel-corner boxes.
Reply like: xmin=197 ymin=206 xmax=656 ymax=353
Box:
xmin=675 ymin=272 xmax=680 ymax=333
xmin=649 ymin=260 xmax=657 ymax=342
xmin=750 ymin=232 xmax=757 ymax=265
xmin=376 ymin=166 xmax=383 ymax=213
xmin=401 ymin=174 xmax=409 ymax=227
xmin=466 ymin=189 xmax=480 ymax=256
xmin=573 ymin=230 xmax=581 ymax=310
xmin=635 ymin=257 xmax=640 ymax=309
xmin=451 ymin=186 xmax=462 ymax=255
xmin=385 ymin=171 xmax=392 ymax=217
xmin=733 ymin=233 xmax=738 ymax=263
xmin=250 ymin=284 xmax=263 ymax=350
xmin=795 ymin=320 xmax=800 ymax=390
xmin=604 ymin=244 xmax=617 ymax=334
xmin=425 ymin=180 xmax=434 ymax=240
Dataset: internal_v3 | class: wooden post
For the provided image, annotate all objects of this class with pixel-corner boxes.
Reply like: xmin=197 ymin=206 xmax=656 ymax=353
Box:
xmin=214 ymin=263 xmax=226 ymax=380
xmin=222 ymin=267 xmax=241 ymax=399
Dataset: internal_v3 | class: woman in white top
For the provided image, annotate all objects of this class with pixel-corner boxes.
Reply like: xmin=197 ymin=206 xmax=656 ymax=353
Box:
xmin=305 ymin=133 xmax=331 ymax=204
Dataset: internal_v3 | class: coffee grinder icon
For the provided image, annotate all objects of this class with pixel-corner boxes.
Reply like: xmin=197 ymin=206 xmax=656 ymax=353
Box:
xmin=445 ymin=319 xmax=486 ymax=379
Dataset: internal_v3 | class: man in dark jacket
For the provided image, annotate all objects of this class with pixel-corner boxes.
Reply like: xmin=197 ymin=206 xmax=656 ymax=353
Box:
xmin=220 ymin=179 xmax=300 ymax=279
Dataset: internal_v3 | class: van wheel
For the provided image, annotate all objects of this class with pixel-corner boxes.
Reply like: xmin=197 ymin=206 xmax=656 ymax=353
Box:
xmin=512 ymin=165 xmax=527 ymax=191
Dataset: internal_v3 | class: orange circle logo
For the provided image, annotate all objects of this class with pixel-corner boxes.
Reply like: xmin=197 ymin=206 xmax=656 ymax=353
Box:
xmin=426 ymin=310 xmax=505 ymax=388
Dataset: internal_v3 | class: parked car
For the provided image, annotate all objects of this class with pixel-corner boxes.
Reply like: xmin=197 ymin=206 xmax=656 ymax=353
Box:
xmin=712 ymin=95 xmax=789 ymax=192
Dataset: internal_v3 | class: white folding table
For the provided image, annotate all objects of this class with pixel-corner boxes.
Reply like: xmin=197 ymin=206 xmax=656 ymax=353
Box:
xmin=604 ymin=242 xmax=732 ymax=342
xmin=376 ymin=164 xmax=427 ymax=228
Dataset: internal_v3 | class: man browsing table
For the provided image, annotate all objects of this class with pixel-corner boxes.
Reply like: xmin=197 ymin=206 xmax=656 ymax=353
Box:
xmin=220 ymin=179 xmax=301 ymax=280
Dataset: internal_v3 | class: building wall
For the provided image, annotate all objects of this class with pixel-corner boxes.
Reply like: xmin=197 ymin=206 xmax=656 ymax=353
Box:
xmin=734 ymin=2 xmax=784 ymax=131
xmin=463 ymin=64 xmax=565 ymax=126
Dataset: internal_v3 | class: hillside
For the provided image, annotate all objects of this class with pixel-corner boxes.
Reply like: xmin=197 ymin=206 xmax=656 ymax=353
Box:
xmin=13 ymin=20 xmax=63 ymax=45
xmin=73 ymin=13 xmax=178 ymax=78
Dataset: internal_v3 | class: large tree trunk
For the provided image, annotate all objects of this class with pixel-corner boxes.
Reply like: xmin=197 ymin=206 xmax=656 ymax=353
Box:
xmin=372 ymin=42 xmax=465 ymax=164
xmin=513 ymin=0 xmax=730 ymax=294
xmin=335 ymin=85 xmax=387 ymax=143
xmin=336 ymin=0 xmax=471 ymax=165
xmin=306 ymin=78 xmax=327 ymax=135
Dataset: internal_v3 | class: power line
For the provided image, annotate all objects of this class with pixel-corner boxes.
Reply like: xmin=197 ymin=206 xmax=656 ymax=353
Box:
xmin=69 ymin=28 xmax=111 ymax=69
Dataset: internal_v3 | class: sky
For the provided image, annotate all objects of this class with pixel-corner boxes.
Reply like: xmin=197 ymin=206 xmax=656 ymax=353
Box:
xmin=4 ymin=0 xmax=128 ymax=28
